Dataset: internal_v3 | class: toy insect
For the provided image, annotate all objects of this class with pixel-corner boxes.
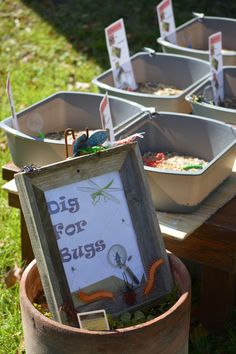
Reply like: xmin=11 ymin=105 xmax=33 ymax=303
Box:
xmin=143 ymin=258 xmax=164 ymax=296
xmin=122 ymin=272 xmax=137 ymax=306
xmin=64 ymin=127 xmax=145 ymax=159
xmin=21 ymin=164 xmax=38 ymax=173
xmin=73 ymin=129 xmax=108 ymax=157
xmin=64 ymin=127 xmax=108 ymax=158
xmin=77 ymin=290 xmax=114 ymax=303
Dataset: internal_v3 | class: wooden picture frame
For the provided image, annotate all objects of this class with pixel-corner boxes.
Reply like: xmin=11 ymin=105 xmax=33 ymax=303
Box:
xmin=15 ymin=143 xmax=173 ymax=327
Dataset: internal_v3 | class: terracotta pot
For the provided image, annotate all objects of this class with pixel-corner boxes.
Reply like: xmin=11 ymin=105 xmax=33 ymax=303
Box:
xmin=20 ymin=253 xmax=191 ymax=354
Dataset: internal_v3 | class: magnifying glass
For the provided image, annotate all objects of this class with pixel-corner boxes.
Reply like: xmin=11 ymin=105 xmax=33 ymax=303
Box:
xmin=107 ymin=244 xmax=139 ymax=285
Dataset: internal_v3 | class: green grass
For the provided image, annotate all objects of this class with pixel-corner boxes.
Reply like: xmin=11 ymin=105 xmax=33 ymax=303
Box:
xmin=1 ymin=0 xmax=236 ymax=353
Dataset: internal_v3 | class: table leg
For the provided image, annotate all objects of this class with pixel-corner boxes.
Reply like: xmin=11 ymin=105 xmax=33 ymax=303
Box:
xmin=200 ymin=265 xmax=236 ymax=332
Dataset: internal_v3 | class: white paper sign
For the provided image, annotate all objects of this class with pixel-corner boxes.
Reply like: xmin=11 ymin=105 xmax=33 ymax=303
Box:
xmin=105 ymin=19 xmax=137 ymax=90
xmin=6 ymin=73 xmax=20 ymax=131
xmin=45 ymin=171 xmax=145 ymax=294
xmin=99 ymin=93 xmax=115 ymax=142
xmin=157 ymin=0 xmax=176 ymax=44
xmin=209 ymin=32 xmax=224 ymax=105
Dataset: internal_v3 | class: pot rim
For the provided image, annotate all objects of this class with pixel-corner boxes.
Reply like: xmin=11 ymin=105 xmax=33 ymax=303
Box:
xmin=20 ymin=253 xmax=191 ymax=336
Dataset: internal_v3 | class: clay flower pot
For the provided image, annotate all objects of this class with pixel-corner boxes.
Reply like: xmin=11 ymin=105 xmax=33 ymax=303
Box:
xmin=20 ymin=253 xmax=191 ymax=354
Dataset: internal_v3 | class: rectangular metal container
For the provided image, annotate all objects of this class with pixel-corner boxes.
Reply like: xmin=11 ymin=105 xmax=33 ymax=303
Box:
xmin=186 ymin=67 xmax=236 ymax=124
xmin=0 ymin=91 xmax=147 ymax=168
xmin=92 ymin=51 xmax=210 ymax=113
xmin=157 ymin=15 xmax=236 ymax=66
xmin=116 ymin=112 xmax=236 ymax=213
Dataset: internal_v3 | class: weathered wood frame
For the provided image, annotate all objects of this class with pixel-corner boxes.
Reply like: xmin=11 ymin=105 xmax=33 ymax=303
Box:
xmin=15 ymin=143 xmax=172 ymax=327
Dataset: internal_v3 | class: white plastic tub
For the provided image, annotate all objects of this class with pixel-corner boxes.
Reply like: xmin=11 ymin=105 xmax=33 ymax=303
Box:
xmin=93 ymin=51 xmax=210 ymax=113
xmin=0 ymin=91 xmax=147 ymax=167
xmin=186 ymin=67 xmax=236 ymax=124
xmin=157 ymin=15 xmax=236 ymax=66
xmin=117 ymin=112 xmax=236 ymax=212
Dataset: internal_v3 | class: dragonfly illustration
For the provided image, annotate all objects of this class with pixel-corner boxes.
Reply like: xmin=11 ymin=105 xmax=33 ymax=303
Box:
xmin=77 ymin=178 xmax=121 ymax=205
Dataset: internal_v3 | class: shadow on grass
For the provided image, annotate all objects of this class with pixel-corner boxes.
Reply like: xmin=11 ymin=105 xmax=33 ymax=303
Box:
xmin=22 ymin=0 xmax=236 ymax=70
xmin=21 ymin=0 xmax=159 ymax=69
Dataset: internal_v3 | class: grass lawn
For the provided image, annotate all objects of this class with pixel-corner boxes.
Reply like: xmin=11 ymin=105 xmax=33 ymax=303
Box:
xmin=1 ymin=0 xmax=236 ymax=353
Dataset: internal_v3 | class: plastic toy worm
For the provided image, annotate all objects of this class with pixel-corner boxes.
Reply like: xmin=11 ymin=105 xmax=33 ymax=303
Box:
xmin=143 ymin=258 xmax=165 ymax=296
xmin=77 ymin=290 xmax=114 ymax=303
xmin=182 ymin=164 xmax=203 ymax=171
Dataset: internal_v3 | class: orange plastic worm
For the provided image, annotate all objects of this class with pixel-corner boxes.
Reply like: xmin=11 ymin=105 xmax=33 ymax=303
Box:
xmin=143 ymin=258 xmax=165 ymax=296
xmin=77 ymin=290 xmax=114 ymax=303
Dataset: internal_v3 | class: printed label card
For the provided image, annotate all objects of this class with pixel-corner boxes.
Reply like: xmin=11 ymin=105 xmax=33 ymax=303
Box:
xmin=99 ymin=93 xmax=115 ymax=142
xmin=157 ymin=0 xmax=176 ymax=44
xmin=105 ymin=19 xmax=137 ymax=90
xmin=209 ymin=32 xmax=224 ymax=106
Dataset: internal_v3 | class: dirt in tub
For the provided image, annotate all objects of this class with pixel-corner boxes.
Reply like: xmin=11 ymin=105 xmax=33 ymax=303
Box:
xmin=45 ymin=130 xmax=96 ymax=143
xmin=191 ymin=94 xmax=236 ymax=109
xmin=134 ymin=82 xmax=183 ymax=96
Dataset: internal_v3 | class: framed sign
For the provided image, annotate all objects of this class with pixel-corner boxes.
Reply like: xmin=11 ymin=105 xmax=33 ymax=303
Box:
xmin=15 ymin=143 xmax=173 ymax=327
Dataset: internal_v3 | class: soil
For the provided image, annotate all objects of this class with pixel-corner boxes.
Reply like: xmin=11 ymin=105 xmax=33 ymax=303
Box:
xmin=45 ymin=131 xmax=67 ymax=141
xmin=222 ymin=97 xmax=236 ymax=109
xmin=33 ymin=286 xmax=179 ymax=330
xmin=142 ymin=152 xmax=208 ymax=171
xmin=192 ymin=94 xmax=236 ymax=109
xmin=44 ymin=129 xmax=99 ymax=143
xmin=222 ymin=49 xmax=235 ymax=54
xmin=135 ymin=82 xmax=183 ymax=96
xmin=45 ymin=130 xmax=81 ymax=142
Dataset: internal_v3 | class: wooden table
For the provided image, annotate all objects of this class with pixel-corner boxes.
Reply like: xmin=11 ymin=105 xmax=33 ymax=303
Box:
xmin=2 ymin=162 xmax=34 ymax=264
xmin=165 ymin=199 xmax=236 ymax=332
xmin=2 ymin=161 xmax=236 ymax=332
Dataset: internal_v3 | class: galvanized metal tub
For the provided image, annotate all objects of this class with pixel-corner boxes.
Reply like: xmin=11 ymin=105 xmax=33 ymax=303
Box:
xmin=186 ymin=67 xmax=236 ymax=124
xmin=92 ymin=52 xmax=210 ymax=113
xmin=0 ymin=91 xmax=147 ymax=168
xmin=157 ymin=15 xmax=236 ymax=66
xmin=117 ymin=112 xmax=236 ymax=213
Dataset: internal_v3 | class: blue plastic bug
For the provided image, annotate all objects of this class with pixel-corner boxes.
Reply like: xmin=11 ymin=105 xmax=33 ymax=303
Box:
xmin=72 ymin=130 xmax=108 ymax=157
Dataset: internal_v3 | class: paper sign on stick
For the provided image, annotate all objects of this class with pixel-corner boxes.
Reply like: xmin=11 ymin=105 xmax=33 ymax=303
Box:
xmin=105 ymin=19 xmax=137 ymax=90
xmin=99 ymin=93 xmax=115 ymax=142
xmin=6 ymin=73 xmax=20 ymax=131
xmin=209 ymin=32 xmax=224 ymax=106
xmin=157 ymin=0 xmax=176 ymax=44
